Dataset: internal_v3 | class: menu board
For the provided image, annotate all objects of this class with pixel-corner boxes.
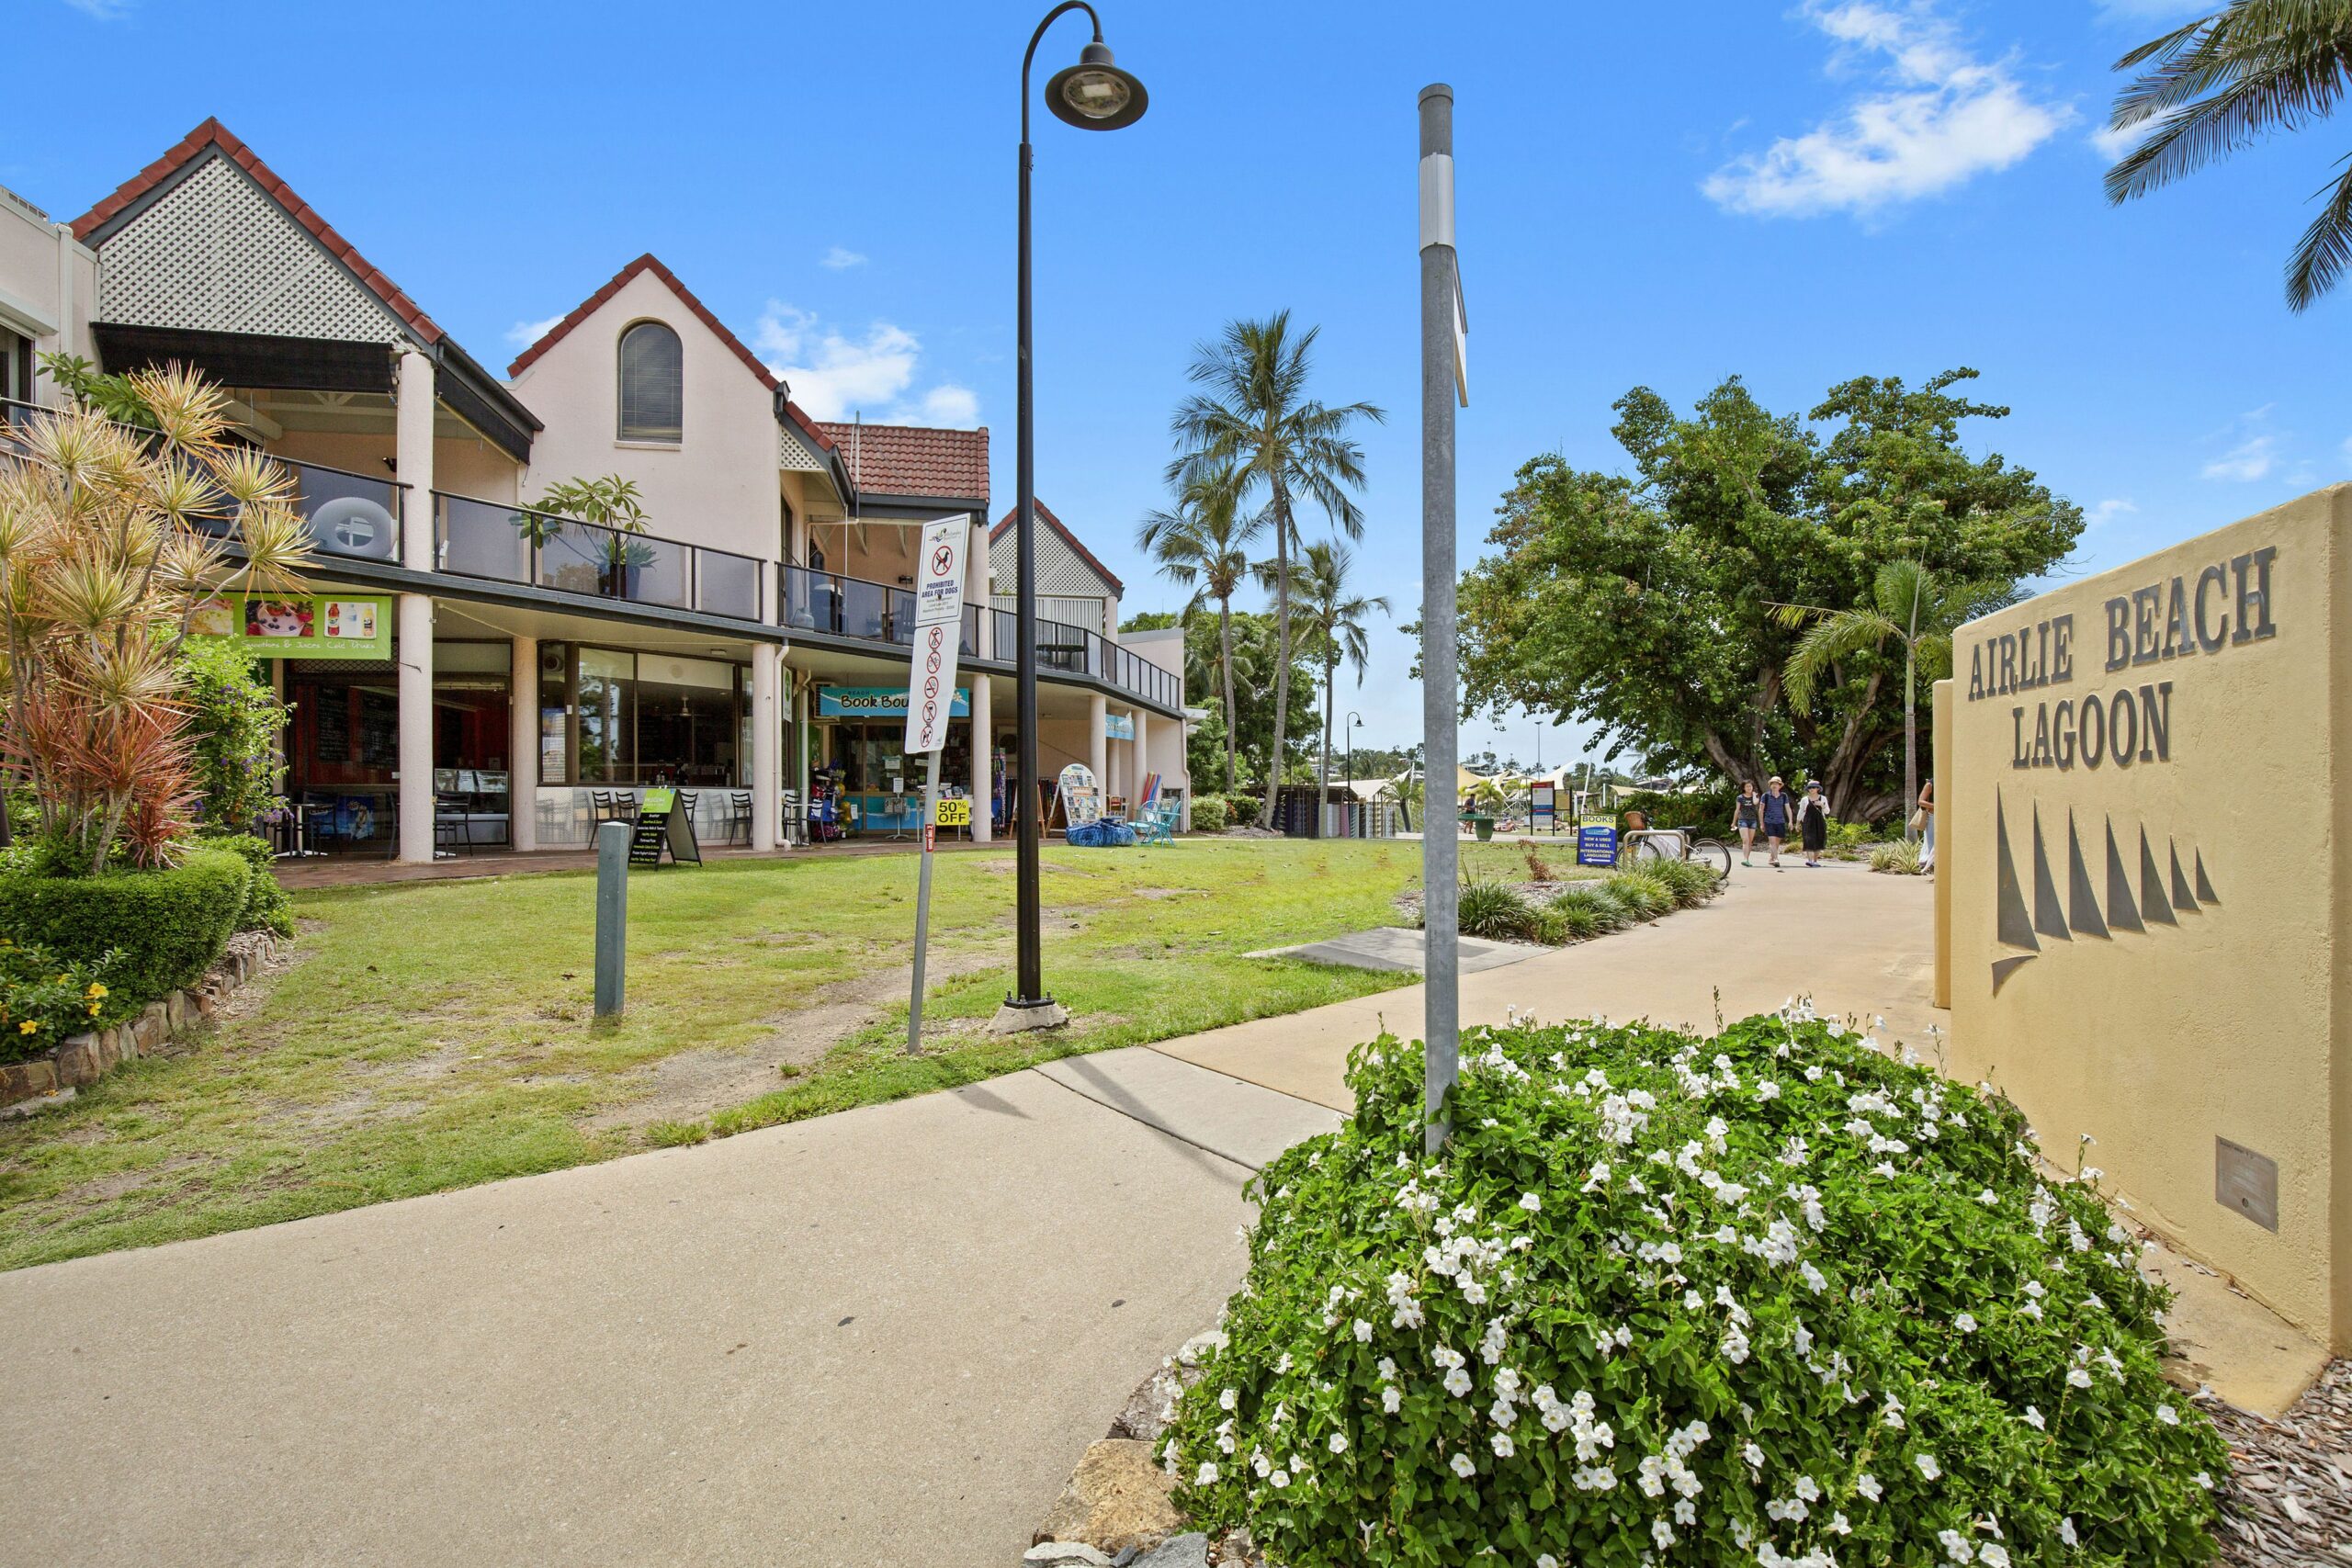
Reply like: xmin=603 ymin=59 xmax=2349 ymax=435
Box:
xmin=316 ymin=691 xmax=351 ymax=762
xmin=359 ymin=690 xmax=398 ymax=765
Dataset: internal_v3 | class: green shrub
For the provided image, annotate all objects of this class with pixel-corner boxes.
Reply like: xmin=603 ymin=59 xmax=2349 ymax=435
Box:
xmin=1823 ymin=819 xmax=1875 ymax=861
xmin=1453 ymin=876 xmax=1541 ymax=942
xmin=1191 ymin=795 xmax=1232 ymax=834
xmin=1871 ymin=839 xmax=1927 ymax=875
xmin=182 ymin=638 xmax=289 ymax=834
xmin=1616 ymin=785 xmax=1734 ymax=837
xmin=1228 ymin=794 xmax=1265 ymax=829
xmin=0 ymin=939 xmax=136 ymax=1064
xmin=0 ymin=846 xmax=251 ymax=1003
xmin=1606 ymin=869 xmax=1676 ymax=920
xmin=205 ymin=832 xmax=296 ymax=938
xmin=1548 ymin=886 xmax=1626 ymax=939
xmin=1529 ymin=908 xmax=1569 ymax=946
xmin=1645 ymin=857 xmax=1723 ymax=908
xmin=1162 ymin=1011 xmax=2228 ymax=1567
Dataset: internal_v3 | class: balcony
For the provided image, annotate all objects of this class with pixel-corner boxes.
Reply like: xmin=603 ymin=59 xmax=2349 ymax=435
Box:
xmin=775 ymin=564 xmax=1180 ymax=712
xmin=434 ymin=492 xmax=764 ymax=622
xmin=2 ymin=397 xmax=407 ymax=567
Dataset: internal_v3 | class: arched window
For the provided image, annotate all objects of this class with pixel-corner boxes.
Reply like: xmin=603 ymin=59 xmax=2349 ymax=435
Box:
xmin=617 ymin=321 xmax=683 ymax=443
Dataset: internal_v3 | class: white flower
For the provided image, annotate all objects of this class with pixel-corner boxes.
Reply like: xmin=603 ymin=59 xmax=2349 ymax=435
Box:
xmin=1954 ymin=1313 xmax=1978 ymax=1334
xmin=1651 ymin=1517 xmax=1675 ymax=1550
xmin=1977 ymin=1190 xmax=1998 ymax=1206
xmin=1793 ymin=1475 xmax=1820 ymax=1502
xmin=1937 ymin=1527 xmax=1975 ymax=1562
xmin=1451 ymin=1452 xmax=1476 ymax=1479
xmin=1979 ymin=1547 xmax=2011 ymax=1568
xmin=1219 ymin=1388 xmax=1238 ymax=1411
xmin=2193 ymin=1471 xmax=2213 ymax=1489
xmin=1520 ymin=1192 xmax=1542 ymax=1213
xmin=1444 ymin=1368 xmax=1473 ymax=1398
xmin=2066 ymin=1367 xmax=2093 ymax=1389
xmin=1269 ymin=1469 xmax=1289 ymax=1489
xmin=1744 ymin=1441 xmax=1765 ymax=1470
xmin=1195 ymin=1461 xmax=1219 ymax=1485
xmin=2156 ymin=1404 xmax=2178 ymax=1426
xmin=1855 ymin=1472 xmax=1883 ymax=1501
xmin=1916 ymin=1451 xmax=1942 ymax=1482
xmin=2022 ymin=1405 xmax=2044 ymax=1430
xmin=1492 ymin=1432 xmax=1515 ymax=1458
xmin=1351 ymin=1317 xmax=1372 ymax=1342
xmin=2058 ymin=1517 xmax=2078 ymax=1547
xmin=1274 ymin=1352 xmax=1293 ymax=1374
xmin=1537 ymin=1558 xmax=1558 ymax=1568
xmin=1381 ymin=1386 xmax=1401 ymax=1414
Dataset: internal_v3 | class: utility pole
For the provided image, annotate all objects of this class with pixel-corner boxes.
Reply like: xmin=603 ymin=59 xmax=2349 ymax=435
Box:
xmin=1419 ymin=83 xmax=1465 ymax=1154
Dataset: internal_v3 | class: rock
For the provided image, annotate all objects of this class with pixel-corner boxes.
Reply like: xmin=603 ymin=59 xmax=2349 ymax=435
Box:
xmin=92 ymin=1030 xmax=119 ymax=1071
xmin=165 ymin=992 xmax=188 ymax=1031
xmin=135 ymin=1003 xmax=166 ymax=1051
xmin=1033 ymin=1439 xmax=1182 ymax=1556
xmin=0 ymin=1086 xmax=74 ymax=1121
xmin=192 ymin=987 xmax=218 ymax=1018
xmin=1024 ymin=1546 xmax=1113 ymax=1568
xmin=1208 ymin=1528 xmax=1260 ymax=1567
xmin=54 ymin=1034 xmax=100 ymax=1087
xmin=1131 ymin=1533 xmax=1208 ymax=1568
xmin=3 ymin=1056 xmax=57 ymax=1101
xmin=1109 ymin=1365 xmax=1184 ymax=1444
xmin=1173 ymin=1329 xmax=1227 ymax=1368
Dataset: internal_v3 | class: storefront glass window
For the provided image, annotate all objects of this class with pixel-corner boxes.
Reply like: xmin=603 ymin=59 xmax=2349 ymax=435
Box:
xmin=578 ymin=648 xmax=635 ymax=784
xmin=537 ymin=642 xmax=571 ymax=786
xmin=633 ymin=654 xmax=739 ymax=786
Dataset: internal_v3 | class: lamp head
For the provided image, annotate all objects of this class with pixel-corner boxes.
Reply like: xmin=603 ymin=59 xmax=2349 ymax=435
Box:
xmin=1046 ymin=39 xmax=1148 ymax=130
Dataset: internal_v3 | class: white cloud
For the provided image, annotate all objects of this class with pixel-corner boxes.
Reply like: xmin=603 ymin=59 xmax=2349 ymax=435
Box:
xmin=2086 ymin=498 xmax=2136 ymax=528
xmin=2202 ymin=435 xmax=2277 ymax=482
xmin=504 ymin=313 xmax=566 ymax=348
xmin=60 ymin=0 xmax=132 ymax=17
xmin=755 ymin=301 xmax=977 ymax=425
xmin=2087 ymin=118 xmax=2153 ymax=163
xmin=2094 ymin=0 xmax=2208 ymax=20
xmin=1703 ymin=1 xmax=2073 ymax=218
xmin=820 ymin=246 xmax=868 ymax=270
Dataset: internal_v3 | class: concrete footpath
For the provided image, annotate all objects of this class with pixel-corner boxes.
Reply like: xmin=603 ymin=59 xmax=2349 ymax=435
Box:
xmin=0 ymin=1060 xmax=1333 ymax=1568
xmin=1160 ymin=857 xmax=1948 ymax=1111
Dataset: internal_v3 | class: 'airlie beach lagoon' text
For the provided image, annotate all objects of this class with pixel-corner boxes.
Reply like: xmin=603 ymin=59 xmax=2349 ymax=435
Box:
xmin=1966 ymin=547 xmax=2278 ymax=772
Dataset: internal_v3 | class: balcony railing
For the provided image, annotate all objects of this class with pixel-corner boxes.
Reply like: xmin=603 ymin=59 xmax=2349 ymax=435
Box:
xmin=434 ymin=491 xmax=763 ymax=622
xmin=776 ymin=572 xmax=1182 ymax=712
xmin=780 ymin=563 xmax=979 ymax=656
xmin=2 ymin=397 xmax=407 ymax=566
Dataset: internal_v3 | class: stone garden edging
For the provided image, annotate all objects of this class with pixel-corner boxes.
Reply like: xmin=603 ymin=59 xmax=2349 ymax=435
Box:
xmin=0 ymin=930 xmax=285 ymax=1114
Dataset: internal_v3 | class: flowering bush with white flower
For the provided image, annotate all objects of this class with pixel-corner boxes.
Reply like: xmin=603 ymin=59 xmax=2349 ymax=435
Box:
xmin=1159 ymin=1010 xmax=2226 ymax=1566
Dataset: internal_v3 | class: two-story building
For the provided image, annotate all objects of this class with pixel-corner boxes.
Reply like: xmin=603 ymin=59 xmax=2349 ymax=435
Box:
xmin=2 ymin=118 xmax=1187 ymax=861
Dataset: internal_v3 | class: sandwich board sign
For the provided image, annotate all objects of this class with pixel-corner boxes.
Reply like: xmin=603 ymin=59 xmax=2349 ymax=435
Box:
xmin=904 ymin=514 xmax=971 ymax=1057
xmin=628 ymin=786 xmax=701 ymax=868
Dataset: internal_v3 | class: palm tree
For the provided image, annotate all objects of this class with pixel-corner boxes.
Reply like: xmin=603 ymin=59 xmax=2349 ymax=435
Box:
xmin=2105 ymin=3 xmax=2352 ymax=310
xmin=1136 ymin=471 xmax=1262 ymax=794
xmin=1283 ymin=540 xmax=1391 ymax=811
xmin=1170 ymin=312 xmax=1384 ymax=825
xmin=1774 ymin=561 xmax=2006 ymax=839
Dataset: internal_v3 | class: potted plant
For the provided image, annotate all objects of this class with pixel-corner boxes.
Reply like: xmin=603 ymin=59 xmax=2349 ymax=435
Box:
xmin=1464 ymin=774 xmax=1513 ymax=841
xmin=515 ymin=475 xmax=655 ymax=599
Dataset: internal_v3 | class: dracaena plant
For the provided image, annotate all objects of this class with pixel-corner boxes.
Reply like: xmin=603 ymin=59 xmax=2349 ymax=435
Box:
xmin=0 ymin=367 xmax=312 ymax=873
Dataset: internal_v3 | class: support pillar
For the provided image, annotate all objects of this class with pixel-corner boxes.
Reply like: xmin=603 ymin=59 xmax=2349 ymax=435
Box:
xmin=752 ymin=643 xmax=782 ymax=852
xmin=1088 ymin=693 xmax=1107 ymax=792
xmin=509 ymin=635 xmax=537 ymax=851
xmin=969 ymin=675 xmax=994 ymax=843
xmin=394 ymin=345 xmax=435 ymax=864
xmin=1133 ymin=709 xmax=1149 ymax=805
xmin=794 ymin=679 xmax=811 ymax=839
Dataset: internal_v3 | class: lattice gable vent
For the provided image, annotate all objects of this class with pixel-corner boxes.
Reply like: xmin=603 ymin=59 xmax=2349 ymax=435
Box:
xmin=779 ymin=420 xmax=827 ymax=473
xmin=96 ymin=153 xmax=406 ymax=344
xmin=992 ymin=525 xmax=1113 ymax=599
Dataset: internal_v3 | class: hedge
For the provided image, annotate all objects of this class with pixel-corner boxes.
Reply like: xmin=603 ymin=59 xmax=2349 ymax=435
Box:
xmin=0 ymin=845 xmax=252 ymax=1004
xmin=208 ymin=832 xmax=297 ymax=938
xmin=1192 ymin=795 xmax=1232 ymax=833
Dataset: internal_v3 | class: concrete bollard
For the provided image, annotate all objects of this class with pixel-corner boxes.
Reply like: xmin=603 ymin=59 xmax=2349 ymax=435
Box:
xmin=594 ymin=820 xmax=628 ymax=1019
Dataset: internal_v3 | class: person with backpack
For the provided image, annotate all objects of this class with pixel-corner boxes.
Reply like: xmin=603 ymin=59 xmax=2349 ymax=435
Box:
xmin=1796 ymin=779 xmax=1831 ymax=868
xmin=1758 ymin=776 xmax=1792 ymax=869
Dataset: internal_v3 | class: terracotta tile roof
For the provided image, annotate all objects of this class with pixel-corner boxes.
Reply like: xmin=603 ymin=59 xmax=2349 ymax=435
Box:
xmin=820 ymin=422 xmax=990 ymax=505
xmin=70 ymin=117 xmax=447 ymax=346
xmin=507 ymin=253 xmax=835 ymax=453
xmin=990 ymin=498 xmax=1125 ymax=597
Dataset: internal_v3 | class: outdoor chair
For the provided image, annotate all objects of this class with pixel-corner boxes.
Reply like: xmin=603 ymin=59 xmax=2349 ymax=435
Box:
xmin=433 ymin=795 xmax=469 ymax=857
xmin=725 ymin=791 xmax=754 ymax=845
xmin=590 ymin=790 xmax=617 ymax=823
xmin=1135 ymin=797 xmax=1179 ymax=847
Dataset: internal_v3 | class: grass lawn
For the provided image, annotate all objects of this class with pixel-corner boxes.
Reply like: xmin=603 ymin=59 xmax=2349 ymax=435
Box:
xmin=0 ymin=837 xmax=1579 ymax=1269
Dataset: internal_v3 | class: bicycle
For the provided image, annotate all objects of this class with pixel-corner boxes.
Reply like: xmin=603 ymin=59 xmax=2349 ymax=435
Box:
xmin=1617 ymin=827 xmax=1734 ymax=882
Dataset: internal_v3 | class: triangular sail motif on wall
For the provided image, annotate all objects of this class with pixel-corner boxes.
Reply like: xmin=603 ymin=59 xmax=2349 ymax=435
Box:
xmin=1990 ymin=795 xmax=2217 ymax=990
xmin=2066 ymin=812 xmax=2109 ymax=939
xmin=2030 ymin=807 xmax=2071 ymax=942
xmin=2103 ymin=820 xmax=2143 ymax=933
xmin=2139 ymin=829 xmax=2177 ymax=928
xmin=1994 ymin=792 xmax=2039 ymax=953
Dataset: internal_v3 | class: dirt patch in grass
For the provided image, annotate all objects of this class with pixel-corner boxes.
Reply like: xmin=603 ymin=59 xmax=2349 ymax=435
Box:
xmin=582 ymin=952 xmax=1001 ymax=1134
xmin=62 ymin=1153 xmax=203 ymax=1206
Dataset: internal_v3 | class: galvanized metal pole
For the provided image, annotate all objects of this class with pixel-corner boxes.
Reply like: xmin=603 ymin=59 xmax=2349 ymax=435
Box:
xmin=1419 ymin=84 xmax=1461 ymax=1154
xmin=907 ymin=748 xmax=944 ymax=1055
xmin=594 ymin=820 xmax=629 ymax=1019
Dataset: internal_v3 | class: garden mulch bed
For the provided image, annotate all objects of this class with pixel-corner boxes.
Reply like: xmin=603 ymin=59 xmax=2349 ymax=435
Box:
xmin=1390 ymin=878 xmax=1592 ymax=927
xmin=2215 ymin=1358 xmax=2352 ymax=1565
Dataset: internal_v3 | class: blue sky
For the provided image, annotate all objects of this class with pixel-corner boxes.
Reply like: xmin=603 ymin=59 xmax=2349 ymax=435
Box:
xmin=16 ymin=0 xmax=2345 ymax=770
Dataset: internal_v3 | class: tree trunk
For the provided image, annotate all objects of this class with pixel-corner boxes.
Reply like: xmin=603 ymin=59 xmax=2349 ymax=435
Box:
xmin=1321 ymin=654 xmax=1335 ymax=834
xmin=1815 ymin=671 xmax=1886 ymax=821
xmin=1903 ymin=649 xmax=1918 ymax=843
xmin=1264 ymin=473 xmax=1293 ymax=827
xmin=1217 ymin=598 xmax=1238 ymax=795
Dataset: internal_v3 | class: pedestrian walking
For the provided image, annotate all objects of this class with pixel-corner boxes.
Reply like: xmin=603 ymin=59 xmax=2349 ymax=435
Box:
xmin=1758 ymin=775 xmax=1792 ymax=869
xmin=1732 ymin=780 xmax=1762 ymax=865
xmin=1915 ymin=779 xmax=1935 ymax=872
xmin=1797 ymin=779 xmax=1830 ymax=867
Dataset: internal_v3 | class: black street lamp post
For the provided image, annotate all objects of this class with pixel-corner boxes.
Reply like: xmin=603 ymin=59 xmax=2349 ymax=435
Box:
xmin=1346 ymin=711 xmax=1363 ymax=835
xmin=1001 ymin=3 xmax=1148 ymax=1031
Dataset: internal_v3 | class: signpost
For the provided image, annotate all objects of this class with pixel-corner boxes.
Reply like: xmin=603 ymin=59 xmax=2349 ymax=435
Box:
xmin=1419 ymin=84 xmax=1467 ymax=1153
xmin=905 ymin=514 xmax=972 ymax=1055
xmin=628 ymin=785 xmax=703 ymax=868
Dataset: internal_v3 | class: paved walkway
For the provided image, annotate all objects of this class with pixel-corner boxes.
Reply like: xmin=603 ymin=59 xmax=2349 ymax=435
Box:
xmin=1161 ymin=858 xmax=1946 ymax=1111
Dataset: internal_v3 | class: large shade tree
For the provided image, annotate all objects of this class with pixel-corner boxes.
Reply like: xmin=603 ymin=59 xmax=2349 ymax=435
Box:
xmin=1136 ymin=470 xmax=1261 ymax=794
xmin=1169 ymin=312 xmax=1382 ymax=826
xmin=1455 ymin=369 xmax=2081 ymax=821
xmin=1122 ymin=608 xmax=1316 ymax=797
xmin=2106 ymin=1 xmax=2352 ymax=311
